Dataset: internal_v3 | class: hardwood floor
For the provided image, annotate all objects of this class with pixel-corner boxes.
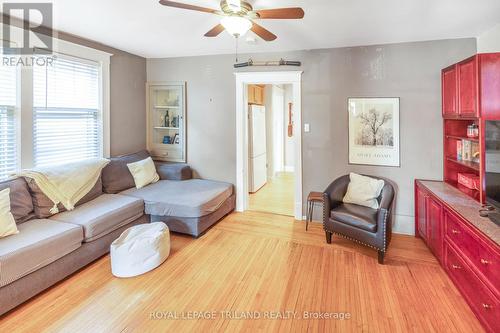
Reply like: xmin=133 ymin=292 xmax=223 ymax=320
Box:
xmin=249 ymin=172 xmax=294 ymax=216
xmin=0 ymin=211 xmax=483 ymax=332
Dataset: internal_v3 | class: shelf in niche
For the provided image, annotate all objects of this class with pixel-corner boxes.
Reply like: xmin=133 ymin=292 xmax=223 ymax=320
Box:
xmin=154 ymin=126 xmax=179 ymax=130
xmin=154 ymin=105 xmax=179 ymax=109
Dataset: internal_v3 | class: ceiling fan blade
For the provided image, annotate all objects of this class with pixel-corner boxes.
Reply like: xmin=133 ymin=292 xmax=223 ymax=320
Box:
xmin=159 ymin=0 xmax=219 ymax=14
xmin=255 ymin=8 xmax=305 ymax=19
xmin=251 ymin=22 xmax=277 ymax=41
xmin=204 ymin=24 xmax=225 ymax=37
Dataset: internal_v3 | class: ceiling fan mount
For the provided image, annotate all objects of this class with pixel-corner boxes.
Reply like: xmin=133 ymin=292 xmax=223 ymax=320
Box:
xmin=220 ymin=0 xmax=254 ymax=17
xmin=159 ymin=0 xmax=305 ymax=41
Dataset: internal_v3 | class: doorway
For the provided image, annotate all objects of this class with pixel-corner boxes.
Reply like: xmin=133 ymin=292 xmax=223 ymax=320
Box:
xmin=234 ymin=71 xmax=303 ymax=220
xmin=247 ymin=84 xmax=295 ymax=216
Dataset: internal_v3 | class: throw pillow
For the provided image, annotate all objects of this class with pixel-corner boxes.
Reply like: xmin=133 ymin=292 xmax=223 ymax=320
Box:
xmin=343 ymin=173 xmax=385 ymax=209
xmin=127 ymin=157 xmax=160 ymax=189
xmin=0 ymin=188 xmax=19 ymax=238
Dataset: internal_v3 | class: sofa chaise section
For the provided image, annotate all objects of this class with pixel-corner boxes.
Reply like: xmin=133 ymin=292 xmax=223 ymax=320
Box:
xmin=120 ymin=179 xmax=235 ymax=237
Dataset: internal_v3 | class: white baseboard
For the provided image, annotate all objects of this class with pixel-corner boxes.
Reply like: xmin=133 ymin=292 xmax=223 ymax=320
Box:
xmin=392 ymin=214 xmax=415 ymax=235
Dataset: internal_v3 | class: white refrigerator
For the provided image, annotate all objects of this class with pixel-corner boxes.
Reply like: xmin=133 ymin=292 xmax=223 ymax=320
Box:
xmin=248 ymin=105 xmax=267 ymax=193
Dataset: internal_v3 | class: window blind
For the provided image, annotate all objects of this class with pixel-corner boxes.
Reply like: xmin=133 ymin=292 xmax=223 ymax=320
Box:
xmin=33 ymin=56 xmax=101 ymax=167
xmin=0 ymin=63 xmax=17 ymax=180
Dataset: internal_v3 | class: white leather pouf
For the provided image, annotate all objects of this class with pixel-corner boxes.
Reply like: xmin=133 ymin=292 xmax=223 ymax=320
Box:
xmin=110 ymin=222 xmax=170 ymax=278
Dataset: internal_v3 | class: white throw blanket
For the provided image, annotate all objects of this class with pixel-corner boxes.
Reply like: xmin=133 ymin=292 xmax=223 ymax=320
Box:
xmin=20 ymin=158 xmax=109 ymax=214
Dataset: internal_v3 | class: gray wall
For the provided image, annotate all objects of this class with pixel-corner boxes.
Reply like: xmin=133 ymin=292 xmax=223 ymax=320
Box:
xmin=147 ymin=38 xmax=476 ymax=234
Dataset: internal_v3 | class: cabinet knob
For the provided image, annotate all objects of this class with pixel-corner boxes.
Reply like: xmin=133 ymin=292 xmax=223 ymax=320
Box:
xmin=451 ymin=229 xmax=460 ymax=234
xmin=482 ymin=303 xmax=492 ymax=309
xmin=451 ymin=264 xmax=461 ymax=270
xmin=480 ymin=259 xmax=490 ymax=265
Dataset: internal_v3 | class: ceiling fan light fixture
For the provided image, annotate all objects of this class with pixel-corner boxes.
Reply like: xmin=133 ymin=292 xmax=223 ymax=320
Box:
xmin=221 ymin=16 xmax=252 ymax=37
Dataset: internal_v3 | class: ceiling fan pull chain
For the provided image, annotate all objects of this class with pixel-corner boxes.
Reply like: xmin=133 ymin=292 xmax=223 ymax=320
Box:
xmin=235 ymin=35 xmax=239 ymax=62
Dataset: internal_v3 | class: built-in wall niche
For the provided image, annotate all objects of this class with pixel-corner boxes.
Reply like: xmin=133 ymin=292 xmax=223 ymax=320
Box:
xmin=147 ymin=82 xmax=186 ymax=162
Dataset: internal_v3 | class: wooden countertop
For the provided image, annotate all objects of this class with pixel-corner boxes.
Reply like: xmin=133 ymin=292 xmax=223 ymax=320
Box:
xmin=417 ymin=180 xmax=500 ymax=246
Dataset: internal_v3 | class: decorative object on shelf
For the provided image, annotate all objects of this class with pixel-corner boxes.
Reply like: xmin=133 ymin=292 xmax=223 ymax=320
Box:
xmin=471 ymin=142 xmax=480 ymax=163
xmin=457 ymin=173 xmax=480 ymax=190
xmin=174 ymin=134 xmax=180 ymax=144
xmin=462 ymin=139 xmax=472 ymax=161
xmin=467 ymin=124 xmax=479 ymax=138
xmin=348 ymin=97 xmax=400 ymax=167
xmin=234 ymin=58 xmax=301 ymax=68
xmin=172 ymin=133 xmax=178 ymax=145
xmin=162 ymin=136 xmax=171 ymax=144
xmin=164 ymin=110 xmax=170 ymax=128
xmin=171 ymin=115 xmax=179 ymax=128
xmin=287 ymin=102 xmax=293 ymax=137
xmin=456 ymin=140 xmax=462 ymax=160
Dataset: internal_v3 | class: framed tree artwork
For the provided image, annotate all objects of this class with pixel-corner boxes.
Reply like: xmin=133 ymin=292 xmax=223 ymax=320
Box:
xmin=348 ymin=97 xmax=400 ymax=167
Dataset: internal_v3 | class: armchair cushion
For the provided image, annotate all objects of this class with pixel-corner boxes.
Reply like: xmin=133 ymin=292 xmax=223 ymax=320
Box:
xmin=343 ymin=173 xmax=385 ymax=209
xmin=330 ymin=203 xmax=377 ymax=232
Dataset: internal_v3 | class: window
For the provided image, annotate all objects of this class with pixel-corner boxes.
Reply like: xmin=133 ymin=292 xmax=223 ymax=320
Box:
xmin=33 ymin=56 xmax=101 ymax=167
xmin=0 ymin=63 xmax=18 ymax=180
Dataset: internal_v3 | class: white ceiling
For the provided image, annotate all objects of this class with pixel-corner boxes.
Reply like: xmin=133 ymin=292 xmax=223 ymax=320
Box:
xmin=2 ymin=0 xmax=500 ymax=58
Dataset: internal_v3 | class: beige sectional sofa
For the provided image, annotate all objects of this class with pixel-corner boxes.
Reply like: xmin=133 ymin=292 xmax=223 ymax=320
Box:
xmin=0 ymin=150 xmax=234 ymax=315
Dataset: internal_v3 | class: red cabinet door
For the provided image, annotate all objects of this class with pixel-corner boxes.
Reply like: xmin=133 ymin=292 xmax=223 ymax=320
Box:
xmin=416 ymin=186 xmax=428 ymax=240
xmin=442 ymin=65 xmax=458 ymax=117
xmin=458 ymin=56 xmax=478 ymax=117
xmin=427 ymin=197 xmax=443 ymax=261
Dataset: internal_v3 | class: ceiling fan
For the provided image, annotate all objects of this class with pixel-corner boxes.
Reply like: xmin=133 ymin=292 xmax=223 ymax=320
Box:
xmin=159 ymin=0 xmax=305 ymax=41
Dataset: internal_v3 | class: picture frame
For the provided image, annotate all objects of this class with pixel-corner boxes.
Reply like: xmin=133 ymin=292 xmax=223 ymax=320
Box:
xmin=348 ymin=97 xmax=400 ymax=167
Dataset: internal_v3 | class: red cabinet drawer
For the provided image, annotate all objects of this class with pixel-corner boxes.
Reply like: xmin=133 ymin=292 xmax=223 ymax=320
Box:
xmin=444 ymin=209 xmax=500 ymax=296
xmin=445 ymin=243 xmax=500 ymax=333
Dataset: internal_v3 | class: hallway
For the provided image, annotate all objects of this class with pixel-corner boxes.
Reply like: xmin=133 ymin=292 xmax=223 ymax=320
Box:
xmin=248 ymin=172 xmax=294 ymax=216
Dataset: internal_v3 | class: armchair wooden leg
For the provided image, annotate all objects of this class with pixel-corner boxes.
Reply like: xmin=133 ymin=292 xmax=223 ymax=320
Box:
xmin=378 ymin=250 xmax=385 ymax=264
xmin=325 ymin=231 xmax=332 ymax=244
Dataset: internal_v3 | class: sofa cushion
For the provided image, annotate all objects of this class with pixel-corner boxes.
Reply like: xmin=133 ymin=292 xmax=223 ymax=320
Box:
xmin=25 ymin=176 xmax=103 ymax=219
xmin=155 ymin=163 xmax=192 ymax=181
xmin=0 ymin=219 xmax=83 ymax=287
xmin=0 ymin=177 xmax=34 ymax=223
xmin=50 ymin=194 xmax=144 ymax=242
xmin=120 ymin=179 xmax=233 ymax=218
xmin=330 ymin=203 xmax=378 ymax=232
xmin=102 ymin=150 xmax=150 ymax=194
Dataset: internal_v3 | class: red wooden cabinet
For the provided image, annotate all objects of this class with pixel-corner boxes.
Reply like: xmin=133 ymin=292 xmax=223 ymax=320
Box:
xmin=458 ymin=56 xmax=479 ymax=117
xmin=415 ymin=181 xmax=500 ymax=333
xmin=427 ymin=197 xmax=443 ymax=261
xmin=415 ymin=186 xmax=428 ymax=240
xmin=442 ymin=65 xmax=458 ymax=117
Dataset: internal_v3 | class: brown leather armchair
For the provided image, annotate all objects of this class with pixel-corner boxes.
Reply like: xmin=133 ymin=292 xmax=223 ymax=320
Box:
xmin=322 ymin=175 xmax=395 ymax=264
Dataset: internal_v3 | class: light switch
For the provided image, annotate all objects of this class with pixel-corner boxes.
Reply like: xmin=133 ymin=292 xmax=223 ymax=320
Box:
xmin=304 ymin=123 xmax=310 ymax=133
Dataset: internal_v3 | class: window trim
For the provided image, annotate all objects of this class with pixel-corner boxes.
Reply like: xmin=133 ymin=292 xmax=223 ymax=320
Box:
xmin=2 ymin=23 xmax=112 ymax=171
